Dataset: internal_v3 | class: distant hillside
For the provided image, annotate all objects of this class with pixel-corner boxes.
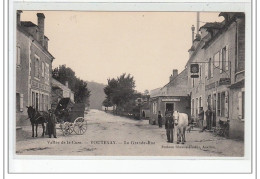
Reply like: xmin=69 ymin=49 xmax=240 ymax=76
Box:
xmin=87 ymin=81 xmax=106 ymax=110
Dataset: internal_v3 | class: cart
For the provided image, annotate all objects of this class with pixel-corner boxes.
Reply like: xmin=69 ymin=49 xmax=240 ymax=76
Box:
xmin=55 ymin=98 xmax=87 ymax=136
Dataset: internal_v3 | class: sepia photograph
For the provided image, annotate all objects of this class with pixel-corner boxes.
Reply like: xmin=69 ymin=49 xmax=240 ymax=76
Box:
xmin=14 ymin=9 xmax=247 ymax=158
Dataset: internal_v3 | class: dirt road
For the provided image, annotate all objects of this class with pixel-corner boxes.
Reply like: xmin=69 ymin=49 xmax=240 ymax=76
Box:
xmin=16 ymin=109 xmax=244 ymax=156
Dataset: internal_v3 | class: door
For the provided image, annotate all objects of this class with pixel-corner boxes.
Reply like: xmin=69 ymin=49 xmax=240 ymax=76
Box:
xmin=166 ymin=103 xmax=174 ymax=112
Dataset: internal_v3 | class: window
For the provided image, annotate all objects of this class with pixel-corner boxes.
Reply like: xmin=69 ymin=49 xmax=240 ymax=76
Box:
xmin=35 ymin=57 xmax=40 ymax=78
xmin=217 ymin=91 xmax=229 ymax=117
xmin=207 ymin=95 xmax=211 ymax=107
xmin=16 ymin=45 xmax=21 ymax=66
xmin=45 ymin=63 xmax=49 ymax=83
xmin=199 ymin=97 xmax=202 ymax=108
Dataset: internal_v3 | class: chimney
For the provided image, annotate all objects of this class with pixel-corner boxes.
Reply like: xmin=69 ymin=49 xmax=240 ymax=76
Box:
xmin=196 ymin=12 xmax=200 ymax=35
xmin=191 ymin=25 xmax=195 ymax=43
xmin=65 ymin=81 xmax=69 ymax=87
xmin=172 ymin=69 xmax=178 ymax=79
xmin=17 ymin=10 xmax=22 ymax=26
xmin=37 ymin=13 xmax=45 ymax=47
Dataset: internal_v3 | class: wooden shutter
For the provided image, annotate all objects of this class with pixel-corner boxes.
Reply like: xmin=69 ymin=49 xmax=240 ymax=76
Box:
xmin=220 ymin=50 xmax=223 ymax=73
xmin=211 ymin=57 xmax=214 ymax=78
xmin=224 ymin=91 xmax=229 ymax=118
xmin=238 ymin=92 xmax=242 ymax=119
xmin=225 ymin=45 xmax=229 ymax=71
xmin=205 ymin=60 xmax=208 ymax=79
xmin=20 ymin=94 xmax=23 ymax=112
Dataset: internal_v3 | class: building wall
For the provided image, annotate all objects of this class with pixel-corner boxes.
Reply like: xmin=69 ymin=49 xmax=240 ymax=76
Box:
xmin=187 ymin=40 xmax=207 ymax=120
xmin=149 ymin=96 xmax=190 ymax=125
xmin=16 ymin=31 xmax=30 ymax=125
xmin=187 ymin=14 xmax=245 ymax=139
xmin=16 ymin=28 xmax=53 ymax=126
xmin=204 ymin=21 xmax=237 ymax=124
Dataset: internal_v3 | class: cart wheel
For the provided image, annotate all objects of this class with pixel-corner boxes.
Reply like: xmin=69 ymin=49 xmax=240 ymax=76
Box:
xmin=74 ymin=117 xmax=87 ymax=135
xmin=60 ymin=122 xmax=73 ymax=136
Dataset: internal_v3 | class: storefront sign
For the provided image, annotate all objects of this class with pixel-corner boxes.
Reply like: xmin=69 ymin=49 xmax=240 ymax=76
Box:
xmin=219 ymin=78 xmax=231 ymax=86
xmin=205 ymin=82 xmax=215 ymax=90
xmin=162 ymin=98 xmax=180 ymax=102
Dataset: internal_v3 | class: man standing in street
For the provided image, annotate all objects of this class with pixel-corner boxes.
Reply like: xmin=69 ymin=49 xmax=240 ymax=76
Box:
xmin=205 ymin=105 xmax=213 ymax=130
xmin=158 ymin=111 xmax=163 ymax=128
xmin=165 ymin=109 xmax=174 ymax=143
xmin=198 ymin=107 xmax=205 ymax=132
xmin=47 ymin=109 xmax=57 ymax=138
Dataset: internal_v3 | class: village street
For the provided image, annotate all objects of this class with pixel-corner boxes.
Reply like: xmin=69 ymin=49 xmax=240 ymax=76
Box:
xmin=16 ymin=110 xmax=244 ymax=157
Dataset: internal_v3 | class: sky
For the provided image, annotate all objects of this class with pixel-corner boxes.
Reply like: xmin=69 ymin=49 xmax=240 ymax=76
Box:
xmin=21 ymin=11 xmax=224 ymax=93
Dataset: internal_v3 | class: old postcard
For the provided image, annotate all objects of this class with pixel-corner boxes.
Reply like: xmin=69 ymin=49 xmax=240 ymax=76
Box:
xmin=8 ymin=0 xmax=253 ymax=174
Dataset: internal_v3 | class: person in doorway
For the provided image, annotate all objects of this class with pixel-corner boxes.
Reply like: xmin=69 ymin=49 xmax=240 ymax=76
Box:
xmin=205 ymin=105 xmax=213 ymax=130
xmin=198 ymin=107 xmax=205 ymax=132
xmin=158 ymin=111 xmax=163 ymax=128
xmin=165 ymin=109 xmax=174 ymax=143
xmin=47 ymin=109 xmax=57 ymax=138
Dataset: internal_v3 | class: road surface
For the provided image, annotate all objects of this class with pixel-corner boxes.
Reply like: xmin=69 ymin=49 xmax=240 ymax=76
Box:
xmin=16 ymin=109 xmax=244 ymax=156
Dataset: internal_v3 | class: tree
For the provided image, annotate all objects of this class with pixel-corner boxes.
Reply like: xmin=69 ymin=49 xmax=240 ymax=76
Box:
xmin=103 ymin=73 xmax=136 ymax=112
xmin=52 ymin=65 xmax=91 ymax=104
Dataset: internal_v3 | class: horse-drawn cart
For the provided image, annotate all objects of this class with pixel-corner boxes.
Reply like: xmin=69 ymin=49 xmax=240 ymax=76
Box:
xmin=55 ymin=98 xmax=87 ymax=136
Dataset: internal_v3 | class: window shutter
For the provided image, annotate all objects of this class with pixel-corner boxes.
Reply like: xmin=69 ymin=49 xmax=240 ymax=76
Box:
xmin=205 ymin=61 xmax=208 ymax=79
xmin=238 ymin=92 xmax=242 ymax=119
xmin=20 ymin=94 xmax=23 ymax=112
xmin=225 ymin=45 xmax=229 ymax=71
xmin=225 ymin=91 xmax=229 ymax=118
xmin=220 ymin=50 xmax=223 ymax=73
xmin=211 ymin=57 xmax=214 ymax=78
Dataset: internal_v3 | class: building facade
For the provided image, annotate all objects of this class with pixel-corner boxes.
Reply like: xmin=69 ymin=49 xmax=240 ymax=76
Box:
xmin=51 ymin=79 xmax=75 ymax=110
xmin=187 ymin=12 xmax=245 ymax=139
xmin=16 ymin=11 xmax=54 ymax=125
xmin=149 ymin=69 xmax=190 ymax=125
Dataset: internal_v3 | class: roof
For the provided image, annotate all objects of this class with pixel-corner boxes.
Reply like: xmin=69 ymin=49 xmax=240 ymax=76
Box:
xmin=199 ymin=22 xmax=223 ymax=30
xmin=21 ymin=21 xmax=37 ymax=27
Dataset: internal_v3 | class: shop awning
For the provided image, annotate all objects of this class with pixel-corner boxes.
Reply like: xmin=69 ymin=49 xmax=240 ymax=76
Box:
xmin=228 ymin=79 xmax=244 ymax=89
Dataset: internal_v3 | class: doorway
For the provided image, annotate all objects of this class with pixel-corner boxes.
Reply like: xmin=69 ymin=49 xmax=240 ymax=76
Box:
xmin=166 ymin=103 xmax=174 ymax=112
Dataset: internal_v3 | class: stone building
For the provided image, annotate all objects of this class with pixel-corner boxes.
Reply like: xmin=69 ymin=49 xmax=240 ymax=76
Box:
xmin=187 ymin=12 xmax=245 ymax=139
xmin=16 ymin=11 xmax=54 ymax=125
xmin=149 ymin=69 xmax=190 ymax=125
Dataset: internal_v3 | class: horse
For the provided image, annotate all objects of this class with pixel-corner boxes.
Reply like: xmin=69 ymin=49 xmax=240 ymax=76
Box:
xmin=26 ymin=106 xmax=48 ymax=137
xmin=173 ymin=111 xmax=189 ymax=144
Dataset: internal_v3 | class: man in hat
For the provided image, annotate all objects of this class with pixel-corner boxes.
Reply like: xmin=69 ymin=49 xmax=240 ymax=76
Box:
xmin=47 ymin=109 xmax=57 ymax=138
xmin=165 ymin=109 xmax=174 ymax=143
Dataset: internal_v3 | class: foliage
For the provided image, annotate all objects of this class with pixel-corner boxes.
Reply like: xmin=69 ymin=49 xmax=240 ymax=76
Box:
xmin=103 ymin=73 xmax=136 ymax=112
xmin=52 ymin=65 xmax=91 ymax=104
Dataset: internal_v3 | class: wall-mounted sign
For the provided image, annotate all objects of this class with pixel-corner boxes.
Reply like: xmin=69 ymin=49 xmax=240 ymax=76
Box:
xmin=190 ymin=64 xmax=199 ymax=73
xmin=162 ymin=98 xmax=180 ymax=102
